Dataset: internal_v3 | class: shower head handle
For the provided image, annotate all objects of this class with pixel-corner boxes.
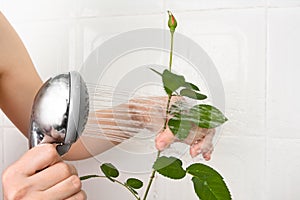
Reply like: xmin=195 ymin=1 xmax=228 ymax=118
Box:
xmin=28 ymin=71 xmax=89 ymax=155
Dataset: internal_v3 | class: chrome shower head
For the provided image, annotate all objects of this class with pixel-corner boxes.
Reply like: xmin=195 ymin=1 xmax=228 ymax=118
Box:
xmin=28 ymin=71 xmax=89 ymax=155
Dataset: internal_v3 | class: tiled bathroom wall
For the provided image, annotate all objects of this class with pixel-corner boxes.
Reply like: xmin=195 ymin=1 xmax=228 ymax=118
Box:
xmin=1 ymin=1 xmax=300 ymax=199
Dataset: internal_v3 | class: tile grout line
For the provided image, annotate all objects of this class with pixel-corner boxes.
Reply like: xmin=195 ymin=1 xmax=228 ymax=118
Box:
xmin=9 ymin=5 xmax=300 ymax=25
xmin=160 ymin=4 xmax=300 ymax=14
xmin=264 ymin=1 xmax=270 ymax=199
xmin=0 ymin=113 xmax=4 ymax=171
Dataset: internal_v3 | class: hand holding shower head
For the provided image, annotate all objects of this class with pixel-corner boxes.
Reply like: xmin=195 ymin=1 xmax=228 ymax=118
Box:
xmin=28 ymin=71 xmax=89 ymax=155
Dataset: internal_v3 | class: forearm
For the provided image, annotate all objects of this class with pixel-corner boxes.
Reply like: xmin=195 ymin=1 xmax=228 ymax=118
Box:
xmin=63 ymin=104 xmax=144 ymax=160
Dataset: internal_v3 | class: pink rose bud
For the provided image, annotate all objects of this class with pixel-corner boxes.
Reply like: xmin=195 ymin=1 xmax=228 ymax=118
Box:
xmin=167 ymin=11 xmax=177 ymax=32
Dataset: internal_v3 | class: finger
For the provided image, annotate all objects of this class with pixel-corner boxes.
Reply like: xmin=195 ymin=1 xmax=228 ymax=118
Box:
xmin=201 ymin=130 xmax=215 ymax=161
xmin=203 ymin=148 xmax=214 ymax=161
xmin=190 ymin=140 xmax=205 ymax=158
xmin=30 ymin=162 xmax=78 ymax=191
xmin=44 ymin=175 xmax=82 ymax=199
xmin=155 ymin=127 xmax=175 ymax=151
xmin=183 ymin=127 xmax=209 ymax=145
xmin=65 ymin=190 xmax=87 ymax=200
xmin=15 ymin=144 xmax=61 ymax=176
xmin=189 ymin=130 xmax=215 ymax=160
xmin=189 ymin=141 xmax=214 ymax=160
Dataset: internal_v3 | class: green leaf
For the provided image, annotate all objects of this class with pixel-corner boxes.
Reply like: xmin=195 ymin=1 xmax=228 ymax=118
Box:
xmin=126 ymin=178 xmax=143 ymax=189
xmin=149 ymin=68 xmax=162 ymax=76
xmin=187 ymin=163 xmax=231 ymax=200
xmin=80 ymin=175 xmax=100 ymax=181
xmin=180 ymin=88 xmax=207 ymax=100
xmin=100 ymin=163 xmax=119 ymax=178
xmin=183 ymin=82 xmax=200 ymax=91
xmin=153 ymin=156 xmax=186 ymax=179
xmin=168 ymin=113 xmax=192 ymax=140
xmin=162 ymin=69 xmax=185 ymax=95
xmin=190 ymin=104 xmax=228 ymax=128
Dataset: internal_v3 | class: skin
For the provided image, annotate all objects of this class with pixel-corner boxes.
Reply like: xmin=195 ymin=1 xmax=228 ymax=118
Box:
xmin=0 ymin=11 xmax=214 ymax=199
xmin=2 ymin=144 xmax=86 ymax=200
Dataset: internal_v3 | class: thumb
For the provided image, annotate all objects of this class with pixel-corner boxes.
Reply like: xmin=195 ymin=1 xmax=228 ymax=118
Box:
xmin=155 ymin=127 xmax=175 ymax=151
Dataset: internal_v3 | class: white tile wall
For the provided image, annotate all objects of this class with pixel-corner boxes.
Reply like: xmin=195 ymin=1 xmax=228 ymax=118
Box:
xmin=78 ymin=14 xmax=164 ymax=68
xmin=265 ymin=8 xmax=300 ymax=199
xmin=77 ymin=0 xmax=164 ymax=17
xmin=266 ymin=138 xmax=300 ymax=199
xmin=1 ymin=1 xmax=300 ymax=199
xmin=2 ymin=128 xmax=27 ymax=169
xmin=1 ymin=0 xmax=78 ymax=23
xmin=165 ymin=0 xmax=266 ymax=11
xmin=211 ymin=136 xmax=266 ymax=200
xmin=268 ymin=0 xmax=300 ymax=7
xmin=267 ymin=7 xmax=300 ymax=139
xmin=2 ymin=110 xmax=15 ymax=128
xmin=170 ymin=9 xmax=266 ymax=138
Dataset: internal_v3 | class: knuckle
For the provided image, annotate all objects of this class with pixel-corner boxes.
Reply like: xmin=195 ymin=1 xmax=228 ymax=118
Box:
xmin=2 ymin=166 xmax=32 ymax=200
xmin=70 ymin=175 xmax=82 ymax=190
xmin=67 ymin=190 xmax=86 ymax=200
xmin=43 ymin=144 xmax=59 ymax=160
xmin=5 ymin=184 xmax=30 ymax=200
xmin=75 ymin=190 xmax=87 ymax=200
xmin=2 ymin=166 xmax=13 ymax=185
xmin=69 ymin=164 xmax=78 ymax=175
xmin=58 ymin=162 xmax=72 ymax=176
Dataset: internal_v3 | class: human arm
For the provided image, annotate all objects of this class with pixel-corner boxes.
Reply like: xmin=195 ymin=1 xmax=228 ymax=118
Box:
xmin=0 ymin=11 xmax=43 ymax=134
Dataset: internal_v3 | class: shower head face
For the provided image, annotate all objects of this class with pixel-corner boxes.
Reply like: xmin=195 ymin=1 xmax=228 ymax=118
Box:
xmin=29 ymin=71 xmax=89 ymax=155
